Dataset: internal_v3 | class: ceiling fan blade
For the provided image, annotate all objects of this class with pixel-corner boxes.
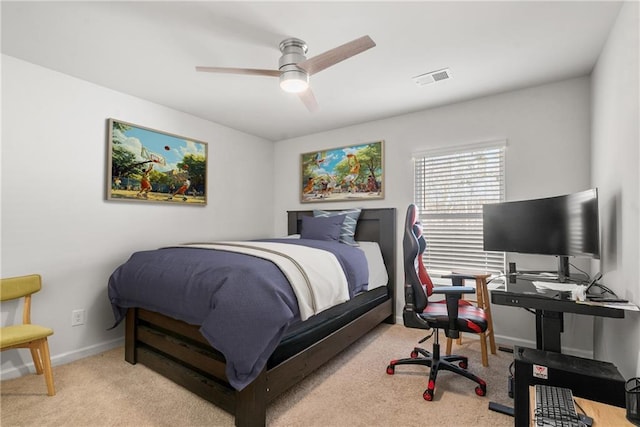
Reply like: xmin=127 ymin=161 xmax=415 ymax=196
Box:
xmin=195 ymin=66 xmax=281 ymax=77
xmin=297 ymin=35 xmax=376 ymax=76
xmin=298 ymin=88 xmax=318 ymax=112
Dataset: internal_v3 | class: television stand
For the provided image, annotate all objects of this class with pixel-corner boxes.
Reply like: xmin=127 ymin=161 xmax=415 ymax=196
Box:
xmin=557 ymin=255 xmax=570 ymax=283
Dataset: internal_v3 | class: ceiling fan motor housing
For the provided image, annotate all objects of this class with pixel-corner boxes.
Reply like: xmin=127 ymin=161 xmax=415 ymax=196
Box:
xmin=279 ymin=38 xmax=309 ymax=91
xmin=195 ymin=34 xmax=374 ymax=105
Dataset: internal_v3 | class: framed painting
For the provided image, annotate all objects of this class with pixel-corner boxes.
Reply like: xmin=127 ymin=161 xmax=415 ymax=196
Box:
xmin=301 ymin=140 xmax=384 ymax=203
xmin=106 ymin=119 xmax=207 ymax=205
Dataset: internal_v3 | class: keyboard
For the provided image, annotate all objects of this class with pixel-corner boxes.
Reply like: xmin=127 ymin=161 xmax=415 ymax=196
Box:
xmin=534 ymin=384 xmax=581 ymax=427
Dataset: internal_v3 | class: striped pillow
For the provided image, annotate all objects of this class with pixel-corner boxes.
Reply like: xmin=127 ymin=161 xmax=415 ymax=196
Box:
xmin=313 ymin=208 xmax=361 ymax=246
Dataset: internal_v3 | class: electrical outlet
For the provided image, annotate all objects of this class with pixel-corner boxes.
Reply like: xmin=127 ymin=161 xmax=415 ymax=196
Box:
xmin=71 ymin=309 xmax=85 ymax=326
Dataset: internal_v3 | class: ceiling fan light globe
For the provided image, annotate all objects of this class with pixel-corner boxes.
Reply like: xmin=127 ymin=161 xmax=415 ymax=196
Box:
xmin=279 ymin=70 xmax=309 ymax=93
xmin=280 ymin=79 xmax=308 ymax=93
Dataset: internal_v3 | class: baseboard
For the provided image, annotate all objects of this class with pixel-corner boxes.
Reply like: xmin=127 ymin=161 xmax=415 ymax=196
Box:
xmin=0 ymin=337 xmax=124 ymax=380
xmin=390 ymin=319 xmax=594 ymax=359
xmin=493 ymin=334 xmax=594 ymax=359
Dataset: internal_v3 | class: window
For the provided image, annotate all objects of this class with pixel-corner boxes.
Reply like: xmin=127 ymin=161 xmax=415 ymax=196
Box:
xmin=413 ymin=141 xmax=506 ymax=275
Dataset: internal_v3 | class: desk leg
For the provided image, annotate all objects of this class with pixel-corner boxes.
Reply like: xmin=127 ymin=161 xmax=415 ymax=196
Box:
xmin=535 ymin=310 xmax=563 ymax=353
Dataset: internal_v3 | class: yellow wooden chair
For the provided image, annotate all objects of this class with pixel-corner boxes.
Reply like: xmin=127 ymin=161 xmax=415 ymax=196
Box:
xmin=1 ymin=274 xmax=55 ymax=396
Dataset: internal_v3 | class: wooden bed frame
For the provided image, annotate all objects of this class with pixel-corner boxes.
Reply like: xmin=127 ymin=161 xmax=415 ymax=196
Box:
xmin=124 ymin=208 xmax=396 ymax=427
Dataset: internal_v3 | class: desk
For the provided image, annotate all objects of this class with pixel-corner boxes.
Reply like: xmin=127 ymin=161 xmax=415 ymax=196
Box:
xmin=491 ymin=278 xmax=625 ymax=352
xmin=529 ymin=386 xmax=632 ymax=426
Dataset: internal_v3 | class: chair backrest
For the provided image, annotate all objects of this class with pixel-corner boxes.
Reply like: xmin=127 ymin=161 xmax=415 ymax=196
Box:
xmin=403 ymin=204 xmax=435 ymax=312
xmin=1 ymin=274 xmax=41 ymax=301
xmin=1 ymin=274 xmax=41 ymax=325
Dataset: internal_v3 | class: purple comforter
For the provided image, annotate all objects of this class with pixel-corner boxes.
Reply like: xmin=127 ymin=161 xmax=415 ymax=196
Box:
xmin=108 ymin=239 xmax=368 ymax=390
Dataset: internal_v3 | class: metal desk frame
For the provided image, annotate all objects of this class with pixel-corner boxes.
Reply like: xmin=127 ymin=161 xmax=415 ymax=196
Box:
xmin=491 ymin=278 xmax=624 ymax=352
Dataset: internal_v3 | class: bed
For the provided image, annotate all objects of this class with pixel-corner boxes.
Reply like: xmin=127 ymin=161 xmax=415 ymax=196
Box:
xmin=111 ymin=208 xmax=396 ymax=427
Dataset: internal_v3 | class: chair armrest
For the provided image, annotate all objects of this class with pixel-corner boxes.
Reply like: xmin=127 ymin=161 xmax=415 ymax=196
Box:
xmin=432 ymin=286 xmax=475 ymax=295
xmin=432 ymin=286 xmax=475 ymax=339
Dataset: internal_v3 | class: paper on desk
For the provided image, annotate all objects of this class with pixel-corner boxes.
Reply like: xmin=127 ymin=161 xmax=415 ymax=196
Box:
xmin=532 ymin=281 xmax=580 ymax=292
xmin=576 ymin=300 xmax=640 ymax=311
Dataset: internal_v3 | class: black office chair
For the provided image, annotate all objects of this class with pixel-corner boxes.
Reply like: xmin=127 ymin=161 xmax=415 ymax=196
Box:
xmin=386 ymin=204 xmax=488 ymax=401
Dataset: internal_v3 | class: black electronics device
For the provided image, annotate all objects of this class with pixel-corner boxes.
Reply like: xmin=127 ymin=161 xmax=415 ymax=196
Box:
xmin=579 ymin=413 xmax=594 ymax=427
xmin=483 ymin=189 xmax=600 ymax=282
xmin=587 ymin=297 xmax=629 ymax=303
xmin=534 ymin=384 xmax=580 ymax=426
xmin=488 ymin=401 xmax=514 ymax=416
xmin=513 ymin=346 xmax=625 ymax=426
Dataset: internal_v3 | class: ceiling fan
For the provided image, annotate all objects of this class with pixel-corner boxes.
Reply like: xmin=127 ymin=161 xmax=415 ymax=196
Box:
xmin=195 ymin=35 xmax=376 ymax=112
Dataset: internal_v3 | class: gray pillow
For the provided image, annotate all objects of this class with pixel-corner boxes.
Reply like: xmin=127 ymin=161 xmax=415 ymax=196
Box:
xmin=313 ymin=208 xmax=361 ymax=246
xmin=300 ymin=214 xmax=345 ymax=241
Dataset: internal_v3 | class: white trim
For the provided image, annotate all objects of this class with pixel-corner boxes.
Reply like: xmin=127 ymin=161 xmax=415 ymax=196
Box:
xmin=0 ymin=337 xmax=124 ymax=380
xmin=412 ymin=138 xmax=508 ymax=159
xmin=493 ymin=334 xmax=593 ymax=359
xmin=388 ymin=322 xmax=594 ymax=359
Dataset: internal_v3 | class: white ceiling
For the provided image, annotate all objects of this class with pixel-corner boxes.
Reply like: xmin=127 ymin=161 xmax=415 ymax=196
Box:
xmin=1 ymin=1 xmax=623 ymax=141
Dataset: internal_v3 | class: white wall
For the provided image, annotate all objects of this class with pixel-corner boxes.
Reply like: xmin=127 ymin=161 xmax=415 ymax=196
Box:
xmin=591 ymin=2 xmax=640 ymax=379
xmin=0 ymin=55 xmax=275 ymax=378
xmin=273 ymin=77 xmax=597 ymax=356
xmin=5 ymin=14 xmax=636 ymax=377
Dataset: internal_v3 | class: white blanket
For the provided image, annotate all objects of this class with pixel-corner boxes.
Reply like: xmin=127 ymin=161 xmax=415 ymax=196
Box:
xmin=179 ymin=242 xmax=350 ymax=320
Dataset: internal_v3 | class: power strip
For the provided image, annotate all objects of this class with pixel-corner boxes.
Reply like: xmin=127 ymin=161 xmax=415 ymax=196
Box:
xmin=488 ymin=402 xmax=514 ymax=416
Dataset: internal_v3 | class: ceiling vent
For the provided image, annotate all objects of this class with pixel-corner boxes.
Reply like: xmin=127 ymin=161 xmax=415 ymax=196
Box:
xmin=412 ymin=68 xmax=452 ymax=86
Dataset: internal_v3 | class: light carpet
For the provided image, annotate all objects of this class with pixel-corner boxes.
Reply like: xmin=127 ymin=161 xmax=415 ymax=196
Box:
xmin=1 ymin=324 xmax=515 ymax=426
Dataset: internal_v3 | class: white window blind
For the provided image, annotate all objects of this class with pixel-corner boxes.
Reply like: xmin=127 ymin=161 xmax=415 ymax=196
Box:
xmin=414 ymin=142 xmax=506 ymax=275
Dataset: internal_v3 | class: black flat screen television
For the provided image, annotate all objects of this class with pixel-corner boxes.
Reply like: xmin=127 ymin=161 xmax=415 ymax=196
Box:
xmin=482 ymin=189 xmax=600 ymax=281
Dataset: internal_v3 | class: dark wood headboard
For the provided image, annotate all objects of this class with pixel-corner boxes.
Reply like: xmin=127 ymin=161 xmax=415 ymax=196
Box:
xmin=287 ymin=208 xmax=396 ymax=316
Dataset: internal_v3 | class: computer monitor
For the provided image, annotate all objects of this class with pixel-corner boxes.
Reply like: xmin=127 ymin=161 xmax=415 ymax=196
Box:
xmin=482 ymin=189 xmax=600 ymax=281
